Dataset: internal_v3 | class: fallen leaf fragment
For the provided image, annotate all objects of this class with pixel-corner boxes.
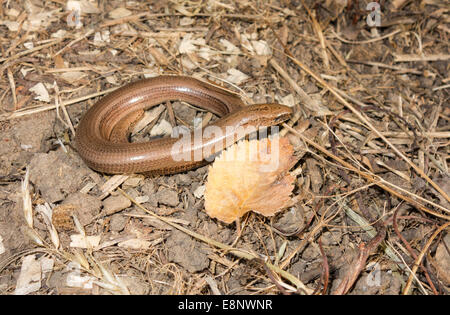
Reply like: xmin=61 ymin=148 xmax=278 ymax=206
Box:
xmin=109 ymin=7 xmax=132 ymax=19
xmin=65 ymin=262 xmax=94 ymax=289
xmin=29 ymin=82 xmax=50 ymax=102
xmin=118 ymin=238 xmax=151 ymax=250
xmin=14 ymin=255 xmax=54 ymax=295
xmin=70 ymin=234 xmax=101 ymax=248
xmin=205 ymin=137 xmax=297 ymax=224
xmin=150 ymin=119 xmax=173 ymax=137
xmin=226 ymin=68 xmax=249 ymax=85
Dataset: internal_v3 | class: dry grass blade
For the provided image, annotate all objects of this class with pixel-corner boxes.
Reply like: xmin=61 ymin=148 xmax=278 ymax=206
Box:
xmin=21 ymin=168 xmax=33 ymax=228
xmin=403 ymin=222 xmax=450 ymax=295
xmin=331 ymin=29 xmax=402 ymax=45
xmin=394 ymin=54 xmax=450 ymax=62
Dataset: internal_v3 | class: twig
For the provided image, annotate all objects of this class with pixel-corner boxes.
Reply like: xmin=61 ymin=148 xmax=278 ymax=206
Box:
xmin=301 ymin=0 xmax=329 ymax=69
xmin=394 ymin=54 xmax=450 ymax=62
xmin=7 ymin=68 xmax=17 ymax=108
xmin=331 ymin=29 xmax=401 ymax=45
xmin=346 ymin=59 xmax=422 ymax=75
xmin=52 ymin=29 xmax=95 ymax=58
xmin=318 ymin=238 xmax=329 ymax=295
xmin=54 ymin=83 xmax=75 ymax=136
xmin=432 ymin=84 xmax=450 ymax=91
xmin=332 ymin=225 xmax=386 ymax=295
xmin=402 ymin=222 xmax=450 ymax=295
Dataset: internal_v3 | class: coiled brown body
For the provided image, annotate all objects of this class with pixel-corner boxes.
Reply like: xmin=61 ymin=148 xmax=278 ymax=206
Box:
xmin=74 ymin=75 xmax=292 ymax=174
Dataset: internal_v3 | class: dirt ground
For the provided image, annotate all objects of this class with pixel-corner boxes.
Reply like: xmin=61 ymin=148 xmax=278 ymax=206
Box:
xmin=0 ymin=0 xmax=449 ymax=295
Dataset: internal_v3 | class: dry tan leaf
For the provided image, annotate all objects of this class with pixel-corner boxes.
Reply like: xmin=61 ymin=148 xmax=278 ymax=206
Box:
xmin=14 ymin=255 xmax=41 ymax=295
xmin=54 ymin=54 xmax=66 ymax=69
xmin=93 ymin=30 xmax=111 ymax=45
xmin=150 ymin=119 xmax=172 ymax=137
xmin=118 ymin=238 xmax=151 ymax=250
xmin=280 ymin=94 xmax=297 ymax=107
xmin=149 ymin=47 xmax=169 ymax=66
xmin=67 ymin=0 xmax=100 ymax=14
xmin=226 ymin=68 xmax=249 ymax=85
xmin=29 ymin=82 xmax=50 ymax=102
xmin=59 ymin=71 xmax=87 ymax=84
xmin=109 ymin=7 xmax=132 ymax=19
xmin=194 ymin=185 xmax=206 ymax=199
xmin=23 ymin=42 xmax=34 ymax=49
xmin=180 ymin=17 xmax=194 ymax=26
xmin=6 ymin=8 xmax=20 ymax=17
xmin=14 ymin=255 xmax=54 ymax=295
xmin=205 ymin=137 xmax=297 ymax=224
xmin=24 ymin=1 xmax=57 ymax=31
xmin=70 ymin=234 xmax=101 ymax=248
xmin=251 ymin=40 xmax=272 ymax=56
xmin=179 ymin=33 xmax=197 ymax=53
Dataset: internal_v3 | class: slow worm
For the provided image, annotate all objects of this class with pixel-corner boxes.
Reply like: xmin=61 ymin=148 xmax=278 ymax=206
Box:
xmin=74 ymin=75 xmax=292 ymax=174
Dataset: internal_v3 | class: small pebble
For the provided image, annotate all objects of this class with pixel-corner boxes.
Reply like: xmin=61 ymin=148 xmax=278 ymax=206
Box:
xmin=156 ymin=187 xmax=179 ymax=207
xmin=103 ymin=194 xmax=131 ymax=215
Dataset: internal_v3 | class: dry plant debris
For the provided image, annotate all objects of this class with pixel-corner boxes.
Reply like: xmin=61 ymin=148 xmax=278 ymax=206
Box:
xmin=205 ymin=137 xmax=297 ymax=224
xmin=0 ymin=0 xmax=449 ymax=295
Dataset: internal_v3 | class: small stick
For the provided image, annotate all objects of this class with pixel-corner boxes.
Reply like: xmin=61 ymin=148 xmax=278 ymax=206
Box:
xmin=432 ymin=84 xmax=450 ymax=91
xmin=394 ymin=54 xmax=450 ymax=62
xmin=331 ymin=29 xmax=401 ymax=45
xmin=346 ymin=59 xmax=422 ymax=75
xmin=165 ymin=101 xmax=177 ymax=127
xmin=7 ymin=68 xmax=17 ymax=108
xmin=301 ymin=0 xmax=329 ymax=68
xmin=54 ymin=83 xmax=75 ymax=136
